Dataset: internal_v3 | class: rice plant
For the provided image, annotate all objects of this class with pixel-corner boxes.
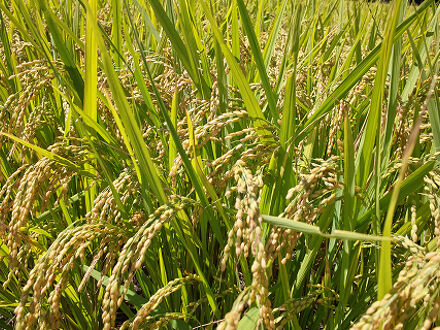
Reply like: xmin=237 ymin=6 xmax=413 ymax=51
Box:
xmin=0 ymin=0 xmax=440 ymax=328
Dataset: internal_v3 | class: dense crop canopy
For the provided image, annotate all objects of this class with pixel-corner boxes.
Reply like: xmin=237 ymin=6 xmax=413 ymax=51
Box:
xmin=0 ymin=0 xmax=440 ymax=329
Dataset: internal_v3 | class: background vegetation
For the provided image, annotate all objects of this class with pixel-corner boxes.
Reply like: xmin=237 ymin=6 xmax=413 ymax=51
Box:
xmin=0 ymin=0 xmax=440 ymax=328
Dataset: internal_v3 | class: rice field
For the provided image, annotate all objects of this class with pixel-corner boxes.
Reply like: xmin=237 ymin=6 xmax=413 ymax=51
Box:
xmin=0 ymin=0 xmax=440 ymax=328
